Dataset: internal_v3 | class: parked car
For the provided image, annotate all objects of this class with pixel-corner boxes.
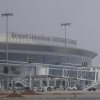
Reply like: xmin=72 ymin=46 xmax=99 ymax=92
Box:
xmin=67 ymin=87 xmax=73 ymax=90
xmin=14 ymin=83 xmax=25 ymax=91
xmin=38 ymin=86 xmax=44 ymax=92
xmin=88 ymin=87 xmax=96 ymax=91
xmin=76 ymin=85 xmax=83 ymax=90
xmin=38 ymin=86 xmax=54 ymax=92
xmin=67 ymin=86 xmax=77 ymax=90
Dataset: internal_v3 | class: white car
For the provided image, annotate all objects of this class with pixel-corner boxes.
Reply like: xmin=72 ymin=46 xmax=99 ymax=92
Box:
xmin=72 ymin=86 xmax=77 ymax=90
xmin=67 ymin=86 xmax=77 ymax=90
xmin=38 ymin=86 xmax=54 ymax=92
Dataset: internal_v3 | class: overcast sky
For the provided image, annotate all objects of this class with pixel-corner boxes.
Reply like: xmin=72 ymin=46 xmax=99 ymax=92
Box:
xmin=0 ymin=0 xmax=100 ymax=65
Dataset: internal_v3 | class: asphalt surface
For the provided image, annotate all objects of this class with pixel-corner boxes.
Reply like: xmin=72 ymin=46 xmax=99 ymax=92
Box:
xmin=0 ymin=90 xmax=100 ymax=100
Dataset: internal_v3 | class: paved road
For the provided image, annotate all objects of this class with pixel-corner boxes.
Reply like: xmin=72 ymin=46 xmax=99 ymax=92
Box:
xmin=0 ymin=90 xmax=100 ymax=100
xmin=0 ymin=96 xmax=100 ymax=100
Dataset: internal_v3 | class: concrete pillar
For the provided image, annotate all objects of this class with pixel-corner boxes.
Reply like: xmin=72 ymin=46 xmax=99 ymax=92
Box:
xmin=67 ymin=80 xmax=70 ymax=87
xmin=39 ymin=78 xmax=43 ymax=87
xmin=46 ymin=78 xmax=49 ymax=86
xmin=54 ymin=78 xmax=56 ymax=86
xmin=29 ymin=74 xmax=32 ymax=90
xmin=95 ymin=68 xmax=97 ymax=83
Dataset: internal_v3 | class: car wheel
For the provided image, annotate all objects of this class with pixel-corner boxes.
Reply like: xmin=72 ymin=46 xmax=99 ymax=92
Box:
xmin=47 ymin=87 xmax=51 ymax=91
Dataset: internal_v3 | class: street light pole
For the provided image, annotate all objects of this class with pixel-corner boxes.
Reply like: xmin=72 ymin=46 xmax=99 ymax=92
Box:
xmin=1 ymin=13 xmax=13 ymax=63
xmin=61 ymin=23 xmax=71 ymax=65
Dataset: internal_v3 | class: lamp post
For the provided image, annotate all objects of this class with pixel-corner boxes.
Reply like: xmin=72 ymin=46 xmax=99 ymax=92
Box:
xmin=61 ymin=23 xmax=71 ymax=65
xmin=1 ymin=13 xmax=13 ymax=63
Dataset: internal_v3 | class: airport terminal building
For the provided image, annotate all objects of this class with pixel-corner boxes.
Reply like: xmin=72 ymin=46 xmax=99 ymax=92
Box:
xmin=0 ymin=32 xmax=99 ymax=91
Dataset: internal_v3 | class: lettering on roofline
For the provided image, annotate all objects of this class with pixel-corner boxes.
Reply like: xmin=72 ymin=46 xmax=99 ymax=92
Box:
xmin=8 ymin=32 xmax=77 ymax=47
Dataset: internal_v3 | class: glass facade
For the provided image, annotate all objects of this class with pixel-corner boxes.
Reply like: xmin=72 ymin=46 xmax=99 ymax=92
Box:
xmin=0 ymin=52 xmax=92 ymax=65
xmin=49 ymin=67 xmax=95 ymax=81
xmin=49 ymin=68 xmax=63 ymax=76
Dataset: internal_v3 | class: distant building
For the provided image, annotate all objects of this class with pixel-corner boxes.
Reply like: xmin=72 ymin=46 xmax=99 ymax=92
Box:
xmin=0 ymin=33 xmax=98 ymax=90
